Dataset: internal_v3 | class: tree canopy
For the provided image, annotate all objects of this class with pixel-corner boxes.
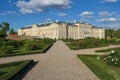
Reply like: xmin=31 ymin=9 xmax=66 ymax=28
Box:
xmin=0 ymin=22 xmax=10 ymax=38
xmin=105 ymin=29 xmax=120 ymax=38
xmin=9 ymin=28 xmax=17 ymax=34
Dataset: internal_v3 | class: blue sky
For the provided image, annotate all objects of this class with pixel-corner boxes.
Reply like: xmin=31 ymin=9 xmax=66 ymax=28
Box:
xmin=0 ymin=0 xmax=120 ymax=31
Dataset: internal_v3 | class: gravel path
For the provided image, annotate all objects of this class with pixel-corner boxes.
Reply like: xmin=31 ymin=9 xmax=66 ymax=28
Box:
xmin=74 ymin=44 xmax=120 ymax=55
xmin=0 ymin=41 xmax=120 ymax=80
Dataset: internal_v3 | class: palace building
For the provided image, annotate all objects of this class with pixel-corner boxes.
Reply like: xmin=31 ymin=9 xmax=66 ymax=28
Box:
xmin=18 ymin=21 xmax=105 ymax=39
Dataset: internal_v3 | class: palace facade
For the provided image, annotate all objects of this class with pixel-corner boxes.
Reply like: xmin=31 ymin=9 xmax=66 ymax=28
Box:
xmin=18 ymin=21 xmax=105 ymax=39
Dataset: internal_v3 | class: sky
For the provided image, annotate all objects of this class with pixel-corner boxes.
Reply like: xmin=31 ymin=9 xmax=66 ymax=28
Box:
xmin=0 ymin=0 xmax=120 ymax=31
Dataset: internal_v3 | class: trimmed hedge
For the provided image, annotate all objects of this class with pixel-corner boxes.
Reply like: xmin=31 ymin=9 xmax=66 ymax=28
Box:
xmin=0 ymin=43 xmax=53 ymax=57
xmin=64 ymin=38 xmax=109 ymax=50
xmin=0 ymin=60 xmax=33 ymax=80
xmin=0 ymin=38 xmax=55 ymax=57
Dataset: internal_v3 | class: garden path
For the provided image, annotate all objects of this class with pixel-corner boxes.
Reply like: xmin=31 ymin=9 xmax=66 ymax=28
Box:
xmin=0 ymin=40 xmax=120 ymax=80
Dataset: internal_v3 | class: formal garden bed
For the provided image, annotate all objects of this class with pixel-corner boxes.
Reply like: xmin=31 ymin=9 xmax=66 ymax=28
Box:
xmin=0 ymin=38 xmax=55 ymax=57
xmin=0 ymin=60 xmax=33 ymax=80
xmin=63 ymin=38 xmax=120 ymax=50
xmin=77 ymin=50 xmax=120 ymax=80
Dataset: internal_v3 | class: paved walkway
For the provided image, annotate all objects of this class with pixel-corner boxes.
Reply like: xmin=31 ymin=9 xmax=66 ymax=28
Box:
xmin=0 ymin=41 xmax=120 ymax=80
xmin=74 ymin=44 xmax=120 ymax=55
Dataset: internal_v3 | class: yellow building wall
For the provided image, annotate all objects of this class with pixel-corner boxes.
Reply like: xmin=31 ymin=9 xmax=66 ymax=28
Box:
xmin=18 ymin=23 xmax=105 ymax=39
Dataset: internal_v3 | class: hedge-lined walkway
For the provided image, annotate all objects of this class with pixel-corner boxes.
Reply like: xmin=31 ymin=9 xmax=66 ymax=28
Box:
xmin=73 ymin=44 xmax=120 ymax=55
xmin=0 ymin=41 xmax=98 ymax=80
xmin=1 ymin=40 xmax=120 ymax=80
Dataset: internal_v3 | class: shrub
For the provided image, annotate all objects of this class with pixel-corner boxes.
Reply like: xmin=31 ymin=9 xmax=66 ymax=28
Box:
xmin=25 ymin=40 xmax=41 ymax=50
xmin=100 ymin=50 xmax=120 ymax=67
xmin=64 ymin=38 xmax=109 ymax=49
xmin=4 ymin=46 xmax=14 ymax=53
xmin=0 ymin=46 xmax=14 ymax=54
xmin=7 ymin=40 xmax=22 ymax=48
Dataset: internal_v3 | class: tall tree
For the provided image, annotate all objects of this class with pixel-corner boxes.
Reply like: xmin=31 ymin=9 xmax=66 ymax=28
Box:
xmin=0 ymin=22 xmax=10 ymax=38
xmin=9 ymin=28 xmax=17 ymax=34
xmin=105 ymin=29 xmax=115 ymax=38
xmin=116 ymin=29 xmax=120 ymax=38
xmin=0 ymin=22 xmax=9 ymax=50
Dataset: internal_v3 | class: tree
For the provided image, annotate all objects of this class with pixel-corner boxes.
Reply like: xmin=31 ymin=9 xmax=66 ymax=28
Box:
xmin=116 ymin=29 xmax=120 ymax=38
xmin=9 ymin=28 xmax=17 ymax=34
xmin=0 ymin=22 xmax=10 ymax=38
xmin=0 ymin=22 xmax=10 ymax=51
xmin=105 ymin=29 xmax=115 ymax=38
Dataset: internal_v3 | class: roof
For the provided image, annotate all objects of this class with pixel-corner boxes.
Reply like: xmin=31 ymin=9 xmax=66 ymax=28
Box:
xmin=19 ymin=21 xmax=104 ymax=29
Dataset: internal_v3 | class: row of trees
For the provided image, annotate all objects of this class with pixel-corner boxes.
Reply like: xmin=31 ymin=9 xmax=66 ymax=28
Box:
xmin=105 ymin=29 xmax=120 ymax=38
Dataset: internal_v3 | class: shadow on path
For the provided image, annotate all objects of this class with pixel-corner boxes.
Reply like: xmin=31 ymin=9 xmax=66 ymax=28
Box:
xmin=13 ymin=61 xmax=38 ymax=80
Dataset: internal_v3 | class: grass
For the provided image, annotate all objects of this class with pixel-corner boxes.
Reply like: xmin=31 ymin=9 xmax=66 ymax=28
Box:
xmin=0 ymin=43 xmax=53 ymax=57
xmin=77 ymin=55 xmax=120 ymax=80
xmin=0 ymin=60 xmax=33 ymax=80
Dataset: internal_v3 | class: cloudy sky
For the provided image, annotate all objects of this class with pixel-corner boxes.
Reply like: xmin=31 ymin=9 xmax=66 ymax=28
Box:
xmin=0 ymin=0 xmax=120 ymax=30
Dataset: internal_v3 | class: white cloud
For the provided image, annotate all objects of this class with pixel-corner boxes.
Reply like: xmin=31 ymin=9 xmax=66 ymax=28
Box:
xmin=58 ymin=12 xmax=67 ymax=16
xmin=0 ymin=11 xmax=17 ymax=15
xmin=100 ymin=0 xmax=118 ymax=3
xmin=106 ymin=0 xmax=118 ymax=2
xmin=46 ymin=18 xmax=52 ymax=21
xmin=8 ymin=0 xmax=11 ymax=3
xmin=80 ymin=11 xmax=93 ymax=18
xmin=98 ymin=11 xmax=113 ymax=17
xmin=96 ymin=17 xmax=120 ymax=22
xmin=16 ymin=0 xmax=72 ymax=14
xmin=101 ymin=22 xmax=120 ymax=29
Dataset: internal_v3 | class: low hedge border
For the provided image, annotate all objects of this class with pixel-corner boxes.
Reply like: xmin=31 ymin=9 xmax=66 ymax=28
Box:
xmin=9 ymin=60 xmax=33 ymax=80
xmin=0 ymin=60 xmax=33 ymax=80
xmin=0 ymin=43 xmax=54 ymax=58
xmin=43 ymin=43 xmax=53 ymax=53
xmin=66 ymin=43 xmax=109 ymax=50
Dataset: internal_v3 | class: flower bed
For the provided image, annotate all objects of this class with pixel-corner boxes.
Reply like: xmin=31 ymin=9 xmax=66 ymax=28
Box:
xmin=78 ymin=54 xmax=120 ymax=80
xmin=0 ymin=38 xmax=55 ymax=57
xmin=97 ymin=50 xmax=120 ymax=67
xmin=63 ymin=38 xmax=109 ymax=50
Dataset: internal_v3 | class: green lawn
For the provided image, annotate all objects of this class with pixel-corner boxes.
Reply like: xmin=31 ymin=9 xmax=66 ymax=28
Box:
xmin=77 ymin=55 xmax=120 ymax=80
xmin=0 ymin=60 xmax=33 ymax=80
